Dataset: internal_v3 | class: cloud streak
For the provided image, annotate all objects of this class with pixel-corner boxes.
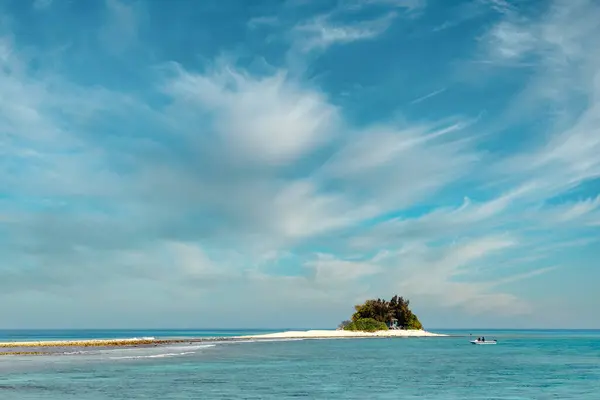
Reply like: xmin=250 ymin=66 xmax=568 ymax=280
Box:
xmin=293 ymin=12 xmax=398 ymax=52
xmin=410 ymin=88 xmax=446 ymax=104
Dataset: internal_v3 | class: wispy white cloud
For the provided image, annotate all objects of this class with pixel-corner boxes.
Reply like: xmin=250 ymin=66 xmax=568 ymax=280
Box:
xmin=483 ymin=0 xmax=600 ymax=68
xmin=317 ymin=120 xmax=480 ymax=216
xmin=287 ymin=0 xmax=426 ymax=53
xmin=476 ymin=0 xmax=600 ymax=202
xmin=536 ymin=195 xmax=600 ymax=225
xmin=163 ymin=62 xmax=339 ymax=165
xmin=484 ymin=0 xmax=517 ymax=15
xmin=293 ymin=12 xmax=397 ymax=52
xmin=341 ymin=235 xmax=544 ymax=315
xmin=410 ymin=88 xmax=447 ymax=104
xmin=487 ymin=20 xmax=537 ymax=60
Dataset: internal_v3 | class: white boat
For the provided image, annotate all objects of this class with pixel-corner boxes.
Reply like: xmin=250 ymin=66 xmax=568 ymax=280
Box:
xmin=470 ymin=340 xmax=497 ymax=345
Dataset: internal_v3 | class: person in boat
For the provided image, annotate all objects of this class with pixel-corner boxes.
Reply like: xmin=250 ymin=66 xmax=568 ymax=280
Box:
xmin=482 ymin=336 xmax=485 ymax=342
xmin=477 ymin=337 xmax=481 ymax=341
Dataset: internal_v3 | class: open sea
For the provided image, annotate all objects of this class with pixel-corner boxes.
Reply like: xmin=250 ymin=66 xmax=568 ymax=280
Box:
xmin=1 ymin=329 xmax=599 ymax=399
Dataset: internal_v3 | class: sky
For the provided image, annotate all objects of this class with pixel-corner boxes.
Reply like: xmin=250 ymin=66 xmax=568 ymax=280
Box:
xmin=1 ymin=0 xmax=599 ymax=330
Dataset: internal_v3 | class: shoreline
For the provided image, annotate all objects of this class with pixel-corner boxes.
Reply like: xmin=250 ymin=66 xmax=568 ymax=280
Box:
xmin=0 ymin=329 xmax=447 ymax=351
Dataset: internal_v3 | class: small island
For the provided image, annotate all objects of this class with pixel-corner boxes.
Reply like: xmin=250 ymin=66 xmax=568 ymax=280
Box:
xmin=0 ymin=296 xmax=443 ymax=355
xmin=339 ymin=295 xmax=423 ymax=332
xmin=239 ymin=295 xmax=444 ymax=339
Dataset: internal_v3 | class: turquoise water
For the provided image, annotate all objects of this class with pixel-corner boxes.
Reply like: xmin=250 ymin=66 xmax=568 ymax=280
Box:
xmin=1 ymin=330 xmax=599 ymax=399
xmin=0 ymin=329 xmax=282 ymax=341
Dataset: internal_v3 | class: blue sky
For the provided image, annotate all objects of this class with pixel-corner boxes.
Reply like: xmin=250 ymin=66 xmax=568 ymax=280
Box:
xmin=1 ymin=0 xmax=599 ymax=329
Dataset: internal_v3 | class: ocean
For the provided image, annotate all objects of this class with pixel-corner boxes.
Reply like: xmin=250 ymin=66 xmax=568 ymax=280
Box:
xmin=1 ymin=329 xmax=599 ymax=399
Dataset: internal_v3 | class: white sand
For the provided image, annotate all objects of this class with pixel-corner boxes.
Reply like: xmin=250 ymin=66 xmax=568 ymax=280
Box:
xmin=238 ymin=329 xmax=447 ymax=340
xmin=0 ymin=330 xmax=447 ymax=349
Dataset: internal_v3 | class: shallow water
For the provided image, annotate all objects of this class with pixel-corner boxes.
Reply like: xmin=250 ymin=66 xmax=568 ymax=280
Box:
xmin=0 ymin=329 xmax=280 ymax=342
xmin=1 ymin=330 xmax=599 ymax=399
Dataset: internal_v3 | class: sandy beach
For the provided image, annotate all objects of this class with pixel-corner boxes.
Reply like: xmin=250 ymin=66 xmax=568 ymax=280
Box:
xmin=238 ymin=329 xmax=447 ymax=339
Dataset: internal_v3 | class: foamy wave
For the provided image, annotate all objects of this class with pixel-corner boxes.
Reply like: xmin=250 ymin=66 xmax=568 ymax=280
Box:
xmin=107 ymin=344 xmax=215 ymax=360
xmin=161 ymin=344 xmax=214 ymax=351
xmin=109 ymin=351 xmax=195 ymax=360
xmin=62 ymin=350 xmax=99 ymax=355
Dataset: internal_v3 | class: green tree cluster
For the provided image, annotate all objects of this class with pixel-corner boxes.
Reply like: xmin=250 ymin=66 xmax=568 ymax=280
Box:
xmin=347 ymin=295 xmax=423 ymax=330
xmin=343 ymin=318 xmax=388 ymax=332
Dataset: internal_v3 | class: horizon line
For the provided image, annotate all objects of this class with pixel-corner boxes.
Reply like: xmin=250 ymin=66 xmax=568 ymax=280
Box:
xmin=1 ymin=327 xmax=599 ymax=331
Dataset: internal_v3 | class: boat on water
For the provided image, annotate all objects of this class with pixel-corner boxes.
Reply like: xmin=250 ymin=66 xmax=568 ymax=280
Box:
xmin=469 ymin=335 xmax=497 ymax=344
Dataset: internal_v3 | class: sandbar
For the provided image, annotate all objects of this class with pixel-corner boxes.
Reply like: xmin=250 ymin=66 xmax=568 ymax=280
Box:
xmin=237 ymin=329 xmax=447 ymax=339
xmin=0 ymin=330 xmax=446 ymax=352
